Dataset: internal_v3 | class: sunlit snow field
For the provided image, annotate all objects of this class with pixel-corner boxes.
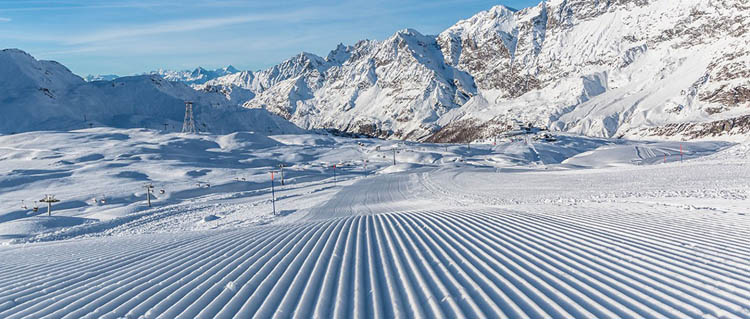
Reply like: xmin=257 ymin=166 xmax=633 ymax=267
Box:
xmin=1 ymin=128 xmax=749 ymax=318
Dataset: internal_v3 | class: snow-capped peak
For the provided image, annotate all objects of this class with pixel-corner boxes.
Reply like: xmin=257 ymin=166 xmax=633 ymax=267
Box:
xmin=326 ymin=43 xmax=352 ymax=65
xmin=223 ymin=65 xmax=240 ymax=73
xmin=394 ymin=28 xmax=422 ymax=37
xmin=440 ymin=4 xmax=518 ymax=41
xmin=0 ymin=48 xmax=84 ymax=93
xmin=148 ymin=65 xmax=242 ymax=85
xmin=487 ymin=4 xmax=518 ymax=16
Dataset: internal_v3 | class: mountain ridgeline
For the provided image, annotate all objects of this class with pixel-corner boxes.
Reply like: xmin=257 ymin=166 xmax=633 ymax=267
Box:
xmin=199 ymin=0 xmax=750 ymax=141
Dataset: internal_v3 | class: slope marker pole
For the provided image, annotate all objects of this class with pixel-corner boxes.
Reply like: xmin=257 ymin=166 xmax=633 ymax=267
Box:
xmin=333 ymin=164 xmax=337 ymax=185
xmin=680 ymin=144 xmax=683 ymax=163
xmin=144 ymin=183 xmax=154 ymax=207
xmin=270 ymin=171 xmax=277 ymax=215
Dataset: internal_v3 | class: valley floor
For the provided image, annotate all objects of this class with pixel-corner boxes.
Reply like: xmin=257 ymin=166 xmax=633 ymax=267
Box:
xmin=1 ymin=129 xmax=749 ymax=318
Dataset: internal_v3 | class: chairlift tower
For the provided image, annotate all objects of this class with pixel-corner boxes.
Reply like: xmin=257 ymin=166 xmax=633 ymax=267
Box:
xmin=182 ymin=101 xmax=197 ymax=134
xmin=40 ymin=194 xmax=60 ymax=216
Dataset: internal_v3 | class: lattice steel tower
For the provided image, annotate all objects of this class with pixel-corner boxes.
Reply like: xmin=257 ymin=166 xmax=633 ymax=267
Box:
xmin=182 ymin=101 xmax=196 ymax=134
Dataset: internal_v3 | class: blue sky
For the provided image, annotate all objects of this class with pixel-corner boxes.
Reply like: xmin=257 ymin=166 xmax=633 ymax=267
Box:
xmin=0 ymin=0 xmax=539 ymax=76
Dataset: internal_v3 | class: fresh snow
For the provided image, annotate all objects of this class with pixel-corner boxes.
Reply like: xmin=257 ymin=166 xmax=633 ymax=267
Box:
xmin=1 ymin=127 xmax=749 ymax=318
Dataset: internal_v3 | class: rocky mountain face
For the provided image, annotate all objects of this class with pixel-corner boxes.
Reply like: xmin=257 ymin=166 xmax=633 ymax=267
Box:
xmin=237 ymin=31 xmax=477 ymax=140
xmin=431 ymin=0 xmax=750 ymax=141
xmin=202 ymin=0 xmax=749 ymax=141
xmin=200 ymin=31 xmax=477 ymax=140
xmin=0 ymin=49 xmax=301 ymax=135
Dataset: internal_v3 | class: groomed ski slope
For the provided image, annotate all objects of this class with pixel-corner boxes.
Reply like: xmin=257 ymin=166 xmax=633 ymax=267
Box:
xmin=3 ymin=207 xmax=749 ymax=319
xmin=2 ymin=173 xmax=750 ymax=317
xmin=1 ymin=130 xmax=749 ymax=318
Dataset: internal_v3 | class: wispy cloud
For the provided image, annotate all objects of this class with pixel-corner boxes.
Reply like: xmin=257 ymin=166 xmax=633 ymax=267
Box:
xmin=63 ymin=9 xmax=324 ymax=45
xmin=0 ymin=1 xmax=169 ymax=12
xmin=2 ymin=0 xmax=530 ymax=75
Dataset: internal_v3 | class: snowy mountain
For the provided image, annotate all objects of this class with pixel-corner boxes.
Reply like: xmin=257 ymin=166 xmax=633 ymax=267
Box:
xmin=83 ymin=66 xmax=239 ymax=84
xmin=3 ymin=0 xmax=747 ymax=141
xmin=432 ymin=0 xmax=750 ymax=142
xmin=148 ymin=65 xmax=240 ymax=85
xmin=201 ymin=0 xmax=748 ymax=141
xmin=0 ymin=49 xmax=301 ymax=135
xmin=83 ymin=74 xmax=120 ymax=82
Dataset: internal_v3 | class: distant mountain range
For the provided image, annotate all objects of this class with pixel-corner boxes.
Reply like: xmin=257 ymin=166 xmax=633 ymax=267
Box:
xmin=84 ymin=66 xmax=240 ymax=84
xmin=83 ymin=74 xmax=120 ymax=82
xmin=0 ymin=49 xmax=301 ymax=135
xmin=7 ymin=0 xmax=750 ymax=140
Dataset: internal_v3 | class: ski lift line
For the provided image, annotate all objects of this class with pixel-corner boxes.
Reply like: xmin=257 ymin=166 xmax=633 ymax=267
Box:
xmin=9 ymin=167 xmax=325 ymax=210
xmin=9 ymin=158 xmax=379 ymax=213
xmin=13 ymin=180 xmax=181 ymax=211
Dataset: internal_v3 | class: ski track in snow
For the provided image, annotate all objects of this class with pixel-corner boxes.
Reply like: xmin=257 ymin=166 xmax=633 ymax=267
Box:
xmin=2 ymin=169 xmax=750 ymax=319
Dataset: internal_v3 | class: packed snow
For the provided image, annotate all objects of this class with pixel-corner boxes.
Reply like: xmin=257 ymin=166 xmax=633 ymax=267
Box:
xmin=1 ymin=128 xmax=749 ymax=318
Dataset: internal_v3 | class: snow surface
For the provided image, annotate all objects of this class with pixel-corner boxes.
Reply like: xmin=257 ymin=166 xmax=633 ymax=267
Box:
xmin=1 ymin=128 xmax=749 ymax=318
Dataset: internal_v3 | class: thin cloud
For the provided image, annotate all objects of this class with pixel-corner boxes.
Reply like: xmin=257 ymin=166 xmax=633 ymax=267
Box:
xmin=63 ymin=9 xmax=324 ymax=45
xmin=0 ymin=1 xmax=169 ymax=12
xmin=43 ymin=29 xmax=328 ymax=57
xmin=0 ymin=17 xmax=11 ymax=22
